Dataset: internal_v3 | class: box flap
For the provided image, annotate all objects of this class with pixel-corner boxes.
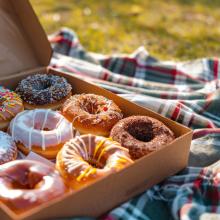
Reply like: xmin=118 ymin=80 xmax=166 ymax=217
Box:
xmin=0 ymin=0 xmax=52 ymax=78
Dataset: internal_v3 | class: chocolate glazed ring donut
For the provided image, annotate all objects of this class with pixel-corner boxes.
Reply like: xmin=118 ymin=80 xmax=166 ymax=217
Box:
xmin=110 ymin=116 xmax=175 ymax=159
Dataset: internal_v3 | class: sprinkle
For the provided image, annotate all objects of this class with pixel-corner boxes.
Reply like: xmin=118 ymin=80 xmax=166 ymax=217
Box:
xmin=15 ymin=74 xmax=72 ymax=105
xmin=103 ymin=106 xmax=108 ymax=111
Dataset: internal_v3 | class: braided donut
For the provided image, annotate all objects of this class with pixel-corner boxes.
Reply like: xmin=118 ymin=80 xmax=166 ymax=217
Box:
xmin=56 ymin=134 xmax=133 ymax=189
xmin=8 ymin=109 xmax=78 ymax=159
xmin=61 ymin=94 xmax=123 ymax=136
xmin=0 ymin=87 xmax=23 ymax=130
xmin=15 ymin=74 xmax=72 ymax=110
xmin=110 ymin=116 xmax=175 ymax=159
xmin=0 ymin=160 xmax=68 ymax=213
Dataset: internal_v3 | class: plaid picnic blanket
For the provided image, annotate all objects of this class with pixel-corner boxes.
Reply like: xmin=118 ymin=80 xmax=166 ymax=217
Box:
xmin=50 ymin=28 xmax=220 ymax=220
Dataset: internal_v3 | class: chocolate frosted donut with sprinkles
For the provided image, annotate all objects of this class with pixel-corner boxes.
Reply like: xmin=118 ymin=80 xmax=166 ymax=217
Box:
xmin=15 ymin=74 xmax=72 ymax=110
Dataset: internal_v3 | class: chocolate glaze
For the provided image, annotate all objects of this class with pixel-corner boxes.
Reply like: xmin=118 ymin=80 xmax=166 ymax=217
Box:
xmin=110 ymin=116 xmax=175 ymax=159
xmin=16 ymin=74 xmax=72 ymax=105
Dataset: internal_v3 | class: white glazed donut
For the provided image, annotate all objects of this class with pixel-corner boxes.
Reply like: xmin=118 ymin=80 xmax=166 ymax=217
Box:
xmin=8 ymin=109 xmax=78 ymax=159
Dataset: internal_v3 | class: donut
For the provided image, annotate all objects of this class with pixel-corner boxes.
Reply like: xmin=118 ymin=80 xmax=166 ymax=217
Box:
xmin=0 ymin=131 xmax=17 ymax=164
xmin=0 ymin=87 xmax=23 ymax=130
xmin=56 ymin=134 xmax=133 ymax=189
xmin=61 ymin=94 xmax=123 ymax=136
xmin=0 ymin=160 xmax=68 ymax=213
xmin=15 ymin=74 xmax=72 ymax=110
xmin=110 ymin=116 xmax=175 ymax=159
xmin=8 ymin=109 xmax=78 ymax=159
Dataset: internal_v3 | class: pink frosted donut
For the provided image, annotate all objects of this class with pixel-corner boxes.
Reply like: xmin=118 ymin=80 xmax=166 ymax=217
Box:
xmin=0 ymin=160 xmax=68 ymax=214
xmin=8 ymin=109 xmax=78 ymax=159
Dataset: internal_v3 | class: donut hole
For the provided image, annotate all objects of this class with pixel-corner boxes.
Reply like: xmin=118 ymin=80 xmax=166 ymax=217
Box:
xmin=34 ymin=122 xmax=54 ymax=131
xmin=81 ymin=97 xmax=105 ymax=115
xmin=86 ymin=158 xmax=104 ymax=169
xmin=32 ymin=113 xmax=61 ymax=131
xmin=127 ymin=121 xmax=154 ymax=142
xmin=11 ymin=171 xmax=43 ymax=190
xmin=82 ymin=102 xmax=100 ymax=115
xmin=35 ymin=80 xmax=52 ymax=91
xmin=42 ymin=127 xmax=50 ymax=131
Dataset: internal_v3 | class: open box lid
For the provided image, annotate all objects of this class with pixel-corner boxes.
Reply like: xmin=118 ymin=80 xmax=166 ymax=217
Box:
xmin=0 ymin=0 xmax=52 ymax=78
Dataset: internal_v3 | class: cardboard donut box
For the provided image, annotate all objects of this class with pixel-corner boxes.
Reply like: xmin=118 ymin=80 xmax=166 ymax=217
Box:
xmin=0 ymin=1 xmax=193 ymax=219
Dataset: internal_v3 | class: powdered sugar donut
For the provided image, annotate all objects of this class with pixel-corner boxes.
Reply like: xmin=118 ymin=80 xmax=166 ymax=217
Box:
xmin=8 ymin=109 xmax=78 ymax=159
xmin=0 ymin=131 xmax=17 ymax=164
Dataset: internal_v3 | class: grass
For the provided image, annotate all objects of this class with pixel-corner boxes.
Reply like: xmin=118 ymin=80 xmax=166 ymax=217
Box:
xmin=30 ymin=0 xmax=220 ymax=60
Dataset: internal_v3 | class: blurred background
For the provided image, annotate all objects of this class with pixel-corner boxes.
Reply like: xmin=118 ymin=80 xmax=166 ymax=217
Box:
xmin=30 ymin=0 xmax=220 ymax=60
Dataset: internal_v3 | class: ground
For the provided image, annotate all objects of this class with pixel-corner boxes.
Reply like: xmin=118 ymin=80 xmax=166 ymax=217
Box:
xmin=30 ymin=0 xmax=220 ymax=60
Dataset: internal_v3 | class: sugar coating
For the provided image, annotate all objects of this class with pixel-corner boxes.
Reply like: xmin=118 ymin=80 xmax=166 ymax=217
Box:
xmin=0 ymin=131 xmax=17 ymax=164
xmin=110 ymin=116 xmax=175 ymax=159
xmin=15 ymin=74 xmax=72 ymax=105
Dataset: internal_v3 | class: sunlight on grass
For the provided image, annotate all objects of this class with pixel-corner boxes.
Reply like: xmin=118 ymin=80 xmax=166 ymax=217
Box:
xmin=30 ymin=0 xmax=220 ymax=60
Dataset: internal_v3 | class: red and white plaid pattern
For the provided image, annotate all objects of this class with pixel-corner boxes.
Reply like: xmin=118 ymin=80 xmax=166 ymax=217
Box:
xmin=49 ymin=28 xmax=220 ymax=220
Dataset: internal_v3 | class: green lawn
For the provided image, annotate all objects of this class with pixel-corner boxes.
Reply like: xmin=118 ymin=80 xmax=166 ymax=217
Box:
xmin=30 ymin=0 xmax=220 ymax=60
